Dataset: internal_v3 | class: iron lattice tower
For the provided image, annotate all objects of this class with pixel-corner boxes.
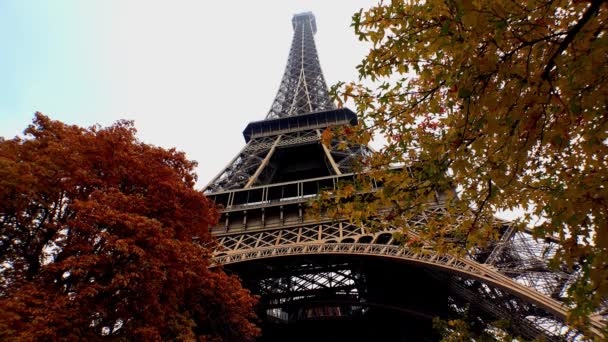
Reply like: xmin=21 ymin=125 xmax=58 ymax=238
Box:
xmin=205 ymin=12 xmax=605 ymax=341
xmin=266 ymin=12 xmax=335 ymax=119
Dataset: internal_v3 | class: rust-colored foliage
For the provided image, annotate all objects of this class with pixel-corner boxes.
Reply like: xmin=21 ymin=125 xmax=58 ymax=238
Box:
xmin=0 ymin=114 xmax=259 ymax=341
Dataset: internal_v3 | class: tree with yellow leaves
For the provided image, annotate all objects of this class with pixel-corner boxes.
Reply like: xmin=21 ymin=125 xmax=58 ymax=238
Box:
xmin=331 ymin=0 xmax=607 ymax=334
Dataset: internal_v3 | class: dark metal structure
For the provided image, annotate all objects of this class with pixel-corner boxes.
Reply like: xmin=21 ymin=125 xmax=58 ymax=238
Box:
xmin=266 ymin=12 xmax=335 ymax=119
xmin=205 ymin=12 xmax=604 ymax=341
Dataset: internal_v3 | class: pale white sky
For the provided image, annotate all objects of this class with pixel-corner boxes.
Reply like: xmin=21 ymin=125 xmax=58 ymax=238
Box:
xmin=0 ymin=0 xmax=525 ymax=223
xmin=1 ymin=0 xmax=377 ymax=186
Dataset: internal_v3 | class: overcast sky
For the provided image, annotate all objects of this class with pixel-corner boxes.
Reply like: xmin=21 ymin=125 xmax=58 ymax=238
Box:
xmin=1 ymin=0 xmax=377 ymax=186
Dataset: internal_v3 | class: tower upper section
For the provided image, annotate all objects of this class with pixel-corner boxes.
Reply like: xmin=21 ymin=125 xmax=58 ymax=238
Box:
xmin=266 ymin=12 xmax=335 ymax=119
xmin=292 ymin=11 xmax=317 ymax=33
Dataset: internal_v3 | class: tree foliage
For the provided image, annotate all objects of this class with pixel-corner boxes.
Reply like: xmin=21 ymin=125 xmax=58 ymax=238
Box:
xmin=0 ymin=114 xmax=259 ymax=341
xmin=330 ymin=0 xmax=607 ymax=332
xmin=432 ymin=317 xmax=516 ymax=342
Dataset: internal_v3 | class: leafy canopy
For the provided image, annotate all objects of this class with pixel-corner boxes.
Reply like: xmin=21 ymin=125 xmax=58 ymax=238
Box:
xmin=0 ymin=114 xmax=259 ymax=341
xmin=331 ymin=0 xmax=607 ymax=331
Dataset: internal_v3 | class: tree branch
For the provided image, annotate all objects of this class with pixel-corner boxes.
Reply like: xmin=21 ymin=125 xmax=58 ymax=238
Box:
xmin=542 ymin=0 xmax=603 ymax=80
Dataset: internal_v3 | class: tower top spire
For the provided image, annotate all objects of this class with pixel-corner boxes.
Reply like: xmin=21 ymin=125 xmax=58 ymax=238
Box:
xmin=266 ymin=12 xmax=334 ymax=119
xmin=292 ymin=12 xmax=317 ymax=33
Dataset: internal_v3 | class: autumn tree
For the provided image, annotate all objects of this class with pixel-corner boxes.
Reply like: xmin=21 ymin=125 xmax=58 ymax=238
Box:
xmin=330 ymin=0 xmax=607 ymax=333
xmin=0 ymin=114 xmax=259 ymax=341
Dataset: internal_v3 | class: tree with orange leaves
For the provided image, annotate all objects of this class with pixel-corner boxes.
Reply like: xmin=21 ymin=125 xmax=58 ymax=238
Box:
xmin=0 ymin=114 xmax=259 ymax=341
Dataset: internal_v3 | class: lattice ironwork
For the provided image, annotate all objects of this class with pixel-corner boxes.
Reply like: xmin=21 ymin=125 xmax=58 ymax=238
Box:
xmin=324 ymin=135 xmax=374 ymax=174
xmin=205 ymin=129 xmax=371 ymax=192
xmin=213 ymin=221 xmax=605 ymax=339
xmin=266 ymin=12 xmax=334 ymax=119
xmin=441 ymin=274 xmax=584 ymax=341
xmin=210 ymin=202 xmax=606 ymax=339
xmin=205 ymin=130 xmax=321 ymax=192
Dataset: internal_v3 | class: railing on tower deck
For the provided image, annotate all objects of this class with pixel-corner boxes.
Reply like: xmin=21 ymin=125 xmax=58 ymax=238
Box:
xmin=206 ymin=172 xmax=382 ymax=213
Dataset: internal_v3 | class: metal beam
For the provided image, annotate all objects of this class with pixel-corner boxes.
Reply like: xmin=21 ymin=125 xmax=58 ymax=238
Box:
xmin=317 ymin=129 xmax=342 ymax=175
xmin=245 ymin=135 xmax=282 ymax=188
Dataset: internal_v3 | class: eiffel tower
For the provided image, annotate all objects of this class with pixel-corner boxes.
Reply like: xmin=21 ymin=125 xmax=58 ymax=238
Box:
xmin=204 ymin=12 xmax=604 ymax=341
